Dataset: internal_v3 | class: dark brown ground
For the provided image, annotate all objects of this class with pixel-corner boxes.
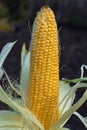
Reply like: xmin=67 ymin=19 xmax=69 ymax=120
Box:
xmin=0 ymin=21 xmax=87 ymax=130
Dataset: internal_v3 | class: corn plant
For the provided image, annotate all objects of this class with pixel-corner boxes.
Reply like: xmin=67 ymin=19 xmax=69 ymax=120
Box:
xmin=0 ymin=6 xmax=87 ymax=130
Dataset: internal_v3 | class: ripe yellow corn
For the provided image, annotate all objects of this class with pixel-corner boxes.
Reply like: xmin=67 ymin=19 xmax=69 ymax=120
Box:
xmin=27 ymin=6 xmax=59 ymax=130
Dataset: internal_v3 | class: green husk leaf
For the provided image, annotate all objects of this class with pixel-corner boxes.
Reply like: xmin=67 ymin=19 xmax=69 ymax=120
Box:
xmin=74 ymin=112 xmax=87 ymax=128
xmin=75 ymin=82 xmax=87 ymax=89
xmin=21 ymin=44 xmax=28 ymax=68
xmin=20 ymin=51 xmax=30 ymax=96
xmin=0 ymin=41 xmax=17 ymax=68
xmin=0 ymin=68 xmax=4 ymax=79
xmin=0 ymin=110 xmax=25 ymax=130
xmin=54 ymin=128 xmax=70 ymax=130
xmin=63 ymin=65 xmax=87 ymax=83
xmin=0 ymin=86 xmax=44 ymax=130
xmin=59 ymin=81 xmax=75 ymax=114
xmin=50 ymin=90 xmax=87 ymax=130
xmin=62 ymin=77 xmax=87 ymax=83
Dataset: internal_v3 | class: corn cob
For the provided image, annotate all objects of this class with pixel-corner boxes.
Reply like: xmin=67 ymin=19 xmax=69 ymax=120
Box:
xmin=27 ymin=6 xmax=59 ymax=130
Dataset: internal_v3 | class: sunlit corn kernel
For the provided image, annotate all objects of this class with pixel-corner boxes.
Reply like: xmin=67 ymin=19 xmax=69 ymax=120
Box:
xmin=27 ymin=6 xmax=59 ymax=130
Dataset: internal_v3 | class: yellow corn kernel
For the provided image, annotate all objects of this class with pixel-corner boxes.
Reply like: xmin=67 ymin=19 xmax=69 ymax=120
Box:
xmin=27 ymin=6 xmax=59 ymax=130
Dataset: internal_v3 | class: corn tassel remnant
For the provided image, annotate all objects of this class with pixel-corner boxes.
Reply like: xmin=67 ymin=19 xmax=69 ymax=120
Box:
xmin=27 ymin=6 xmax=59 ymax=130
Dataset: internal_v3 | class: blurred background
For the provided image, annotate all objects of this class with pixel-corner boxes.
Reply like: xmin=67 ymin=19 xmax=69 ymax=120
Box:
xmin=0 ymin=0 xmax=87 ymax=130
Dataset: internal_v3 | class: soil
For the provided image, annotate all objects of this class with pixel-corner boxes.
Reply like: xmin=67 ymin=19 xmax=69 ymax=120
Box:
xmin=0 ymin=21 xmax=87 ymax=130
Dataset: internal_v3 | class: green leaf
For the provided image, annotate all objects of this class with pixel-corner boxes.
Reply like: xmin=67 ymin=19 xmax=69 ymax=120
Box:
xmin=21 ymin=44 xmax=28 ymax=68
xmin=51 ymin=90 xmax=87 ymax=130
xmin=0 ymin=86 xmax=44 ymax=130
xmin=0 ymin=110 xmax=25 ymax=130
xmin=75 ymin=82 xmax=87 ymax=89
xmin=62 ymin=77 xmax=87 ymax=83
xmin=20 ymin=52 xmax=30 ymax=96
xmin=54 ymin=128 xmax=70 ymax=130
xmin=0 ymin=68 xmax=4 ymax=79
xmin=0 ymin=41 xmax=17 ymax=68
xmin=74 ymin=112 xmax=87 ymax=128
xmin=59 ymin=81 xmax=75 ymax=114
